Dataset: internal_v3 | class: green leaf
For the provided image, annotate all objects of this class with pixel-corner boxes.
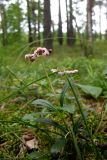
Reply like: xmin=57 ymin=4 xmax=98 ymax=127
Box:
xmin=31 ymin=99 xmax=56 ymax=111
xmin=35 ymin=118 xmax=66 ymax=133
xmin=76 ymin=84 xmax=102 ymax=99
xmin=60 ymin=83 xmax=69 ymax=106
xmin=62 ymin=105 xmax=76 ymax=114
xmin=51 ymin=138 xmax=66 ymax=154
xmin=104 ymin=103 xmax=107 ymax=112
xmin=22 ymin=112 xmax=52 ymax=121
xmin=103 ymin=67 xmax=107 ymax=75
xmin=27 ymin=151 xmax=48 ymax=160
xmin=22 ymin=113 xmax=35 ymax=121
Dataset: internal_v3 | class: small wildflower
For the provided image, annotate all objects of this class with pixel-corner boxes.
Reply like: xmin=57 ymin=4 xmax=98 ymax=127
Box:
xmin=58 ymin=72 xmax=65 ymax=76
xmin=25 ymin=53 xmax=37 ymax=62
xmin=51 ymin=69 xmax=58 ymax=73
xmin=64 ymin=70 xmax=78 ymax=74
xmin=25 ymin=47 xmax=52 ymax=62
xmin=50 ymin=69 xmax=78 ymax=75
xmin=35 ymin=47 xmax=51 ymax=56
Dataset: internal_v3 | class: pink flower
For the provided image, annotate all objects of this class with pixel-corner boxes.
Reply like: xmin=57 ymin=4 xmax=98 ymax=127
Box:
xmin=35 ymin=47 xmax=51 ymax=56
xmin=25 ymin=47 xmax=52 ymax=62
xmin=25 ymin=53 xmax=37 ymax=62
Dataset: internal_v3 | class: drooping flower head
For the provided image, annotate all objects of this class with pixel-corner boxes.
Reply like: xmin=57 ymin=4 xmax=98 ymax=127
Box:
xmin=25 ymin=53 xmax=37 ymax=62
xmin=25 ymin=47 xmax=52 ymax=62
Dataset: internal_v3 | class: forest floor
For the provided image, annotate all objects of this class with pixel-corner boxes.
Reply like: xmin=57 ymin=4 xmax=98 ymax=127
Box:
xmin=0 ymin=41 xmax=107 ymax=159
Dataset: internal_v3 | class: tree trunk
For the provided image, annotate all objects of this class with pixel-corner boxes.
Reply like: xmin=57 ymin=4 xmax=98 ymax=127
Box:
xmin=37 ymin=0 xmax=41 ymax=46
xmin=99 ymin=5 xmax=102 ymax=40
xmin=43 ymin=0 xmax=52 ymax=49
xmin=0 ymin=4 xmax=8 ymax=46
xmin=26 ymin=0 xmax=33 ymax=44
xmin=69 ymin=0 xmax=75 ymax=45
xmin=65 ymin=0 xmax=69 ymax=45
xmin=17 ymin=0 xmax=21 ymax=38
xmin=86 ymin=0 xmax=93 ymax=56
xmin=31 ymin=0 xmax=38 ymax=46
xmin=65 ymin=0 xmax=75 ymax=46
xmin=58 ymin=0 xmax=63 ymax=45
xmin=105 ymin=0 xmax=107 ymax=39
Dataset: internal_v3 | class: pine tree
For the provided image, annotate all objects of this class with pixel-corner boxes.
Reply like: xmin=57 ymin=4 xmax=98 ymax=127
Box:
xmin=86 ymin=0 xmax=94 ymax=56
xmin=58 ymin=0 xmax=63 ymax=45
xmin=0 ymin=1 xmax=8 ymax=46
xmin=43 ymin=0 xmax=52 ymax=49
xmin=26 ymin=0 xmax=33 ymax=44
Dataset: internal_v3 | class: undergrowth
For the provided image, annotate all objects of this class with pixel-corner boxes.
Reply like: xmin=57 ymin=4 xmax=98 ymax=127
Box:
xmin=0 ymin=43 xmax=107 ymax=159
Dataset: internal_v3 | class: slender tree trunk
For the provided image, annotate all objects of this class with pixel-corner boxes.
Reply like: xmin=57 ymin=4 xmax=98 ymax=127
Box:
xmin=43 ymin=0 xmax=52 ymax=49
xmin=86 ymin=0 xmax=93 ymax=56
xmin=106 ymin=0 xmax=107 ymax=32
xmin=31 ymin=0 xmax=37 ymax=46
xmin=0 ymin=4 xmax=8 ymax=46
xmin=37 ymin=0 xmax=41 ymax=46
xmin=65 ymin=0 xmax=70 ymax=45
xmin=65 ymin=0 xmax=75 ymax=46
xmin=105 ymin=0 xmax=107 ymax=39
xmin=26 ymin=0 xmax=33 ymax=44
xmin=58 ymin=0 xmax=63 ymax=45
xmin=17 ymin=0 xmax=21 ymax=38
xmin=99 ymin=5 xmax=102 ymax=39
xmin=69 ymin=0 xmax=75 ymax=45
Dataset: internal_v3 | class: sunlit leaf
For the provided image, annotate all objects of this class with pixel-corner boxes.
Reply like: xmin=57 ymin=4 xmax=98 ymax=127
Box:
xmin=22 ymin=112 xmax=52 ymax=121
xmin=22 ymin=113 xmax=35 ymax=121
xmin=62 ymin=105 xmax=76 ymax=114
xmin=76 ymin=84 xmax=102 ymax=99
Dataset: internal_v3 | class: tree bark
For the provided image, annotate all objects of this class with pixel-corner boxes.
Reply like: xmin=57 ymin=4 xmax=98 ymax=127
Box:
xmin=31 ymin=0 xmax=38 ymax=46
xmin=65 ymin=0 xmax=75 ymax=46
xmin=105 ymin=0 xmax=107 ymax=39
xmin=43 ymin=0 xmax=52 ymax=49
xmin=17 ymin=0 xmax=21 ymax=38
xmin=86 ymin=0 xmax=94 ymax=55
xmin=37 ymin=0 xmax=41 ymax=46
xmin=58 ymin=0 xmax=63 ymax=45
xmin=26 ymin=0 xmax=33 ymax=44
xmin=65 ymin=0 xmax=69 ymax=45
xmin=0 ymin=3 xmax=8 ymax=46
xmin=69 ymin=0 xmax=75 ymax=45
xmin=99 ymin=4 xmax=102 ymax=39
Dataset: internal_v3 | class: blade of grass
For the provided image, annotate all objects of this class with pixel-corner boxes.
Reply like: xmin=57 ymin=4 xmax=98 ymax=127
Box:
xmin=42 ymin=60 xmax=56 ymax=96
xmin=70 ymin=126 xmax=83 ymax=160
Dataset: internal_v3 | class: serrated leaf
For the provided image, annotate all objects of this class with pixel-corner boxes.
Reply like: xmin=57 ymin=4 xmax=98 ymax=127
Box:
xmin=31 ymin=99 xmax=56 ymax=111
xmin=77 ymin=84 xmax=102 ymax=99
xmin=51 ymin=138 xmax=66 ymax=154
xmin=60 ymin=83 xmax=69 ymax=106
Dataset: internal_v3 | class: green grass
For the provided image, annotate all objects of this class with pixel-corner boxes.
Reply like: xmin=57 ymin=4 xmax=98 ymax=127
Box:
xmin=0 ymin=41 xmax=107 ymax=159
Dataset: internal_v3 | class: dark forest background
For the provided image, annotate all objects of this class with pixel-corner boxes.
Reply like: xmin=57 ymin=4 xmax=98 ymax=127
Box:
xmin=0 ymin=0 xmax=107 ymax=56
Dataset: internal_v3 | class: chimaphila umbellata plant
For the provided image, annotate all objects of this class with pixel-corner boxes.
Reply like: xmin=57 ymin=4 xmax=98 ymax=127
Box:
xmin=24 ymin=47 xmax=103 ymax=160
